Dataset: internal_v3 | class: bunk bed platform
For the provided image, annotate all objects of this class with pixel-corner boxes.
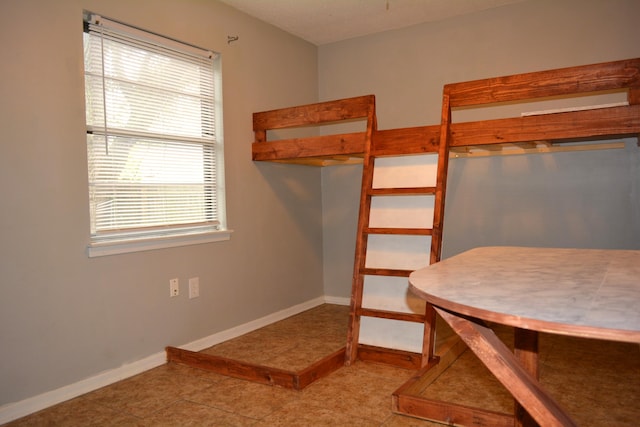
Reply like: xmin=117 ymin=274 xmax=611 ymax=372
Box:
xmin=252 ymin=58 xmax=640 ymax=164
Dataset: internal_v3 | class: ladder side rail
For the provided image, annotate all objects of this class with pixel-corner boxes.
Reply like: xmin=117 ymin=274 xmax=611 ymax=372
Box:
xmin=419 ymin=90 xmax=452 ymax=367
xmin=430 ymin=90 xmax=451 ymax=265
xmin=345 ymin=100 xmax=378 ymax=366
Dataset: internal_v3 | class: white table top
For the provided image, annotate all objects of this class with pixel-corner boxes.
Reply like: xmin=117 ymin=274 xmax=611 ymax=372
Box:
xmin=409 ymin=246 xmax=640 ymax=343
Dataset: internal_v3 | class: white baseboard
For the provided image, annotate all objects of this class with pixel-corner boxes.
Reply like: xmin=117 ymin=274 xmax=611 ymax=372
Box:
xmin=323 ymin=295 xmax=350 ymax=306
xmin=0 ymin=295 xmax=345 ymax=424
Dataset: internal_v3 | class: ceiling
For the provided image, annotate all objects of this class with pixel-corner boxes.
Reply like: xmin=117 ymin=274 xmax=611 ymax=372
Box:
xmin=218 ymin=0 xmax=525 ymax=45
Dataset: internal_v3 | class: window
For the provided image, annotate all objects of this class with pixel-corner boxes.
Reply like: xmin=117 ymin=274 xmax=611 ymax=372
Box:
xmin=82 ymin=13 xmax=229 ymax=257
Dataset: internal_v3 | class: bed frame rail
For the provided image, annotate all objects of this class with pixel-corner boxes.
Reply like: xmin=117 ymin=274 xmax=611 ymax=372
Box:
xmin=252 ymin=95 xmax=376 ymax=165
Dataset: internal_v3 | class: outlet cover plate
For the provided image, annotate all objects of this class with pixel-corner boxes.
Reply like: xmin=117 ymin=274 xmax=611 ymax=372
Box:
xmin=170 ymin=278 xmax=179 ymax=297
xmin=189 ymin=277 xmax=199 ymax=299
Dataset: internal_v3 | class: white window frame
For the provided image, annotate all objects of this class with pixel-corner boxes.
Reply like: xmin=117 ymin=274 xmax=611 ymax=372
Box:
xmin=82 ymin=12 xmax=230 ymax=257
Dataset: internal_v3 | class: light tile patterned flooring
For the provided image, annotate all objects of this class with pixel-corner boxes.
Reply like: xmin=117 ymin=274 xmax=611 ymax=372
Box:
xmin=5 ymin=304 xmax=639 ymax=426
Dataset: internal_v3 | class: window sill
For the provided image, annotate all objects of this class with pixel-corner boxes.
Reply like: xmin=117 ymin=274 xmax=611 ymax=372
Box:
xmin=87 ymin=229 xmax=233 ymax=258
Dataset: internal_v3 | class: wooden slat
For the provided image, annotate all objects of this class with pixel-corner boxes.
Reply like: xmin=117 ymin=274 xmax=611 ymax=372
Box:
xmin=272 ymin=156 xmax=364 ymax=167
xmin=446 ymin=57 xmax=640 ymax=107
xmin=366 ymin=227 xmax=433 ymax=236
xmin=253 ymin=95 xmax=375 ymax=131
xmin=360 ymin=267 xmax=413 ymax=277
xmin=252 ymin=132 xmax=366 ymax=161
xmin=358 ymin=307 xmax=426 ymax=323
xmin=393 ymin=394 xmax=514 ymax=427
xmin=450 ymin=141 xmax=626 ymax=158
xmin=295 ymin=348 xmax=346 ymax=389
xmin=449 ymin=104 xmax=640 ymax=148
xmin=166 ymin=346 xmax=346 ymax=390
xmin=372 ymin=125 xmax=440 ymax=156
xmin=166 ymin=346 xmax=299 ymax=389
xmin=370 ymin=187 xmax=436 ymax=196
xmin=356 ymin=344 xmax=423 ymax=370
xmin=630 ymin=87 xmax=640 ymax=105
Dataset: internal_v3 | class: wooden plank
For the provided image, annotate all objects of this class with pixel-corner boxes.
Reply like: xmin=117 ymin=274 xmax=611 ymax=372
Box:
xmin=253 ymin=95 xmax=375 ymax=131
xmin=449 ymin=104 xmax=640 ymax=147
xmin=372 ymin=125 xmax=440 ymax=156
xmin=421 ymin=304 xmax=437 ymax=368
xmin=356 ymin=344 xmax=423 ymax=370
xmin=394 ymin=394 xmax=514 ymax=427
xmin=296 ymin=347 xmax=346 ymax=389
xmin=434 ymin=308 xmax=579 ymax=427
xmin=254 ymin=129 xmax=266 ymax=143
xmin=450 ymin=141 xmax=625 ymax=158
xmin=166 ymin=346 xmax=299 ymax=389
xmin=272 ymin=156 xmax=364 ymax=167
xmin=252 ymin=132 xmax=366 ymax=161
xmin=166 ymin=346 xmax=346 ymax=390
xmin=360 ymin=267 xmax=413 ymax=277
xmin=370 ymin=187 xmax=436 ymax=196
xmin=446 ymin=58 xmax=640 ymax=107
xmin=365 ymin=227 xmax=433 ymax=235
xmin=630 ymin=87 xmax=640 ymax=105
xmin=358 ymin=307 xmax=426 ymax=323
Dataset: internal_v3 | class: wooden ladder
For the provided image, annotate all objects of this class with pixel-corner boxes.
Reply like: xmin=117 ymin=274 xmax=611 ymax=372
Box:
xmin=345 ymin=115 xmax=451 ymax=369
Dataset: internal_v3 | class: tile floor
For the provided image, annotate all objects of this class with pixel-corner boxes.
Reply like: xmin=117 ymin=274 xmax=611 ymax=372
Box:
xmin=5 ymin=304 xmax=639 ymax=426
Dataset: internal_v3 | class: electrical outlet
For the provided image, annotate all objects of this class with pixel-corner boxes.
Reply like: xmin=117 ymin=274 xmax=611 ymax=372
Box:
xmin=169 ymin=278 xmax=179 ymax=297
xmin=189 ymin=277 xmax=199 ymax=299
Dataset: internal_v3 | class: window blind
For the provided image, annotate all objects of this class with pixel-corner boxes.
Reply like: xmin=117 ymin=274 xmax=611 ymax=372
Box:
xmin=83 ymin=14 xmax=223 ymax=246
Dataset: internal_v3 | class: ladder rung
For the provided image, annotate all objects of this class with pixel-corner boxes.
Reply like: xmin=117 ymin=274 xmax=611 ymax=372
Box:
xmin=360 ymin=267 xmax=413 ymax=277
xmin=366 ymin=227 xmax=433 ymax=236
xmin=370 ymin=187 xmax=436 ymax=196
xmin=358 ymin=308 xmax=426 ymax=323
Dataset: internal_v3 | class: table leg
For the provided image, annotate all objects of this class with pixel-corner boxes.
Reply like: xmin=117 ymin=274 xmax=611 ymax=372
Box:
xmin=514 ymin=328 xmax=539 ymax=427
xmin=421 ymin=303 xmax=438 ymax=368
xmin=433 ymin=307 xmax=577 ymax=427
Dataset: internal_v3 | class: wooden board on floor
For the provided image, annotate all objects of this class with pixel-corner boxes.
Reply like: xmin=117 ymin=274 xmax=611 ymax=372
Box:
xmin=166 ymin=346 xmax=346 ymax=390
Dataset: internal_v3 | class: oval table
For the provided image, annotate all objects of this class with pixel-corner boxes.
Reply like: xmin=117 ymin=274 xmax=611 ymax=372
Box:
xmin=408 ymin=246 xmax=640 ymax=427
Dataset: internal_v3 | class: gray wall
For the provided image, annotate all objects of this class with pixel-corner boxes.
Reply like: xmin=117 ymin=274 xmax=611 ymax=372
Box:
xmin=0 ymin=0 xmax=322 ymax=405
xmin=319 ymin=0 xmax=640 ymax=298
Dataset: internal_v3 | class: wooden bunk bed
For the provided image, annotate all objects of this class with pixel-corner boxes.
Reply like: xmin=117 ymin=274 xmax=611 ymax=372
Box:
xmin=167 ymin=58 xmax=640 ymax=409
xmin=253 ymin=58 xmax=639 ymax=164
